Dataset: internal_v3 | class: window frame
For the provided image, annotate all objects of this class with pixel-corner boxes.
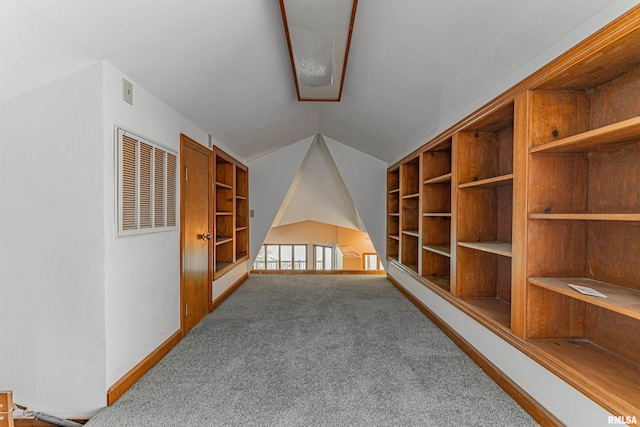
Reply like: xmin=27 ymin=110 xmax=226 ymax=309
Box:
xmin=253 ymin=244 xmax=307 ymax=270
xmin=314 ymin=244 xmax=334 ymax=270
xmin=363 ymin=253 xmax=381 ymax=270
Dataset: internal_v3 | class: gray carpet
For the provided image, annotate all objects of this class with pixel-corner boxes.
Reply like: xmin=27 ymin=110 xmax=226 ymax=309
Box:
xmin=87 ymin=274 xmax=536 ymax=426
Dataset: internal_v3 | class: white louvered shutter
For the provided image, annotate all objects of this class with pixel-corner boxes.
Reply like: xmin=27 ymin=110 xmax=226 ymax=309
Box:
xmin=117 ymin=128 xmax=178 ymax=236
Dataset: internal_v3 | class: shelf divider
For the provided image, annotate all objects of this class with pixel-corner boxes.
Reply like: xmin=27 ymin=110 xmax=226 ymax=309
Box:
xmin=529 ymin=277 xmax=640 ymax=320
xmin=424 ymin=172 xmax=452 ymax=185
xmin=459 ymin=174 xmax=513 ymax=189
xmin=529 ymin=116 xmax=640 ymax=154
xmin=422 ymin=244 xmax=451 ymax=257
xmin=458 ymin=241 xmax=513 ymax=257
xmin=528 ymin=213 xmax=640 ymax=221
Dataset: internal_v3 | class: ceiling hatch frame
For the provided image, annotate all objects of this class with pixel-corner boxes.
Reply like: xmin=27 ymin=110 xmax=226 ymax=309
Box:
xmin=279 ymin=0 xmax=358 ymax=102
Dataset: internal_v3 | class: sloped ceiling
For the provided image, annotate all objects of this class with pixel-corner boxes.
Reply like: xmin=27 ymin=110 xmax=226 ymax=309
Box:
xmin=2 ymin=0 xmax=632 ymax=162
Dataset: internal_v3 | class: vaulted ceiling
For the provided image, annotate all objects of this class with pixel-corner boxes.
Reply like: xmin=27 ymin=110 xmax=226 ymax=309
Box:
xmin=1 ymin=0 xmax=630 ymax=163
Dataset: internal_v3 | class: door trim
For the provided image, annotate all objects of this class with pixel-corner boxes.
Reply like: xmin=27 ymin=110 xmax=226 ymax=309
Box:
xmin=180 ymin=134 xmax=212 ymax=334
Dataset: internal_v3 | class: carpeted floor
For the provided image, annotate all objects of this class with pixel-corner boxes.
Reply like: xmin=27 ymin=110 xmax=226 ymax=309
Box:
xmin=87 ymin=274 xmax=536 ymax=426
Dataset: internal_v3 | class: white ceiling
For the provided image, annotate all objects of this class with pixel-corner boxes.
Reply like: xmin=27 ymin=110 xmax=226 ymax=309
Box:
xmin=2 ymin=0 xmax=633 ymax=163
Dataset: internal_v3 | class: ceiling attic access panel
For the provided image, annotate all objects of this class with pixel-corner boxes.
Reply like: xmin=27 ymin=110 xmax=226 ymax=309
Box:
xmin=280 ymin=0 xmax=358 ymax=101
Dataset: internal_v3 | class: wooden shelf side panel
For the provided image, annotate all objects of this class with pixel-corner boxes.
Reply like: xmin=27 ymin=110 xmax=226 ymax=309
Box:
xmin=401 ymin=234 xmax=419 ymax=273
xmin=401 ymin=196 xmax=420 ymax=232
xmin=422 ymin=149 xmax=452 ymax=182
xmin=235 ymin=166 xmax=248 ymax=198
xmin=589 ymin=68 xmax=640 ymax=129
xmin=215 ymin=214 xmax=234 ymax=241
xmin=527 ymin=283 xmax=640 ymax=366
xmin=401 ymin=159 xmax=420 ymax=196
xmin=587 ymin=221 xmax=640 ymax=291
xmin=457 ymin=245 xmax=512 ymax=303
xmin=235 ymin=198 xmax=248 ymax=229
xmin=388 ymin=191 xmax=400 ymax=214
xmin=235 ymin=228 xmax=248 ymax=260
xmin=387 ymin=237 xmax=399 ymax=262
xmin=529 ymin=90 xmax=590 ymax=148
xmin=458 ymin=129 xmax=514 ymax=185
xmin=215 ymin=240 xmax=234 ymax=266
xmin=457 ymin=185 xmax=512 ymax=244
xmin=422 ymin=183 xmax=451 ymax=214
xmin=528 ymin=220 xmax=640 ymax=291
xmin=388 ymin=168 xmax=400 ymax=192
xmin=215 ymin=156 xmax=234 ymax=187
xmin=531 ymin=68 xmax=640 ymax=149
xmin=216 ymin=186 xmax=234 ymax=213
xmin=422 ymin=216 xmax=451 ymax=247
xmin=421 ymin=249 xmax=450 ymax=282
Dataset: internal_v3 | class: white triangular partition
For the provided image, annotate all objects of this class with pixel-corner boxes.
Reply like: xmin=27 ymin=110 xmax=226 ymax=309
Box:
xmin=247 ymin=136 xmax=315 ymax=265
xmin=274 ymin=135 xmax=361 ymax=230
xmin=323 ymin=136 xmax=388 ymax=268
xmin=248 ymin=134 xmax=387 ymax=268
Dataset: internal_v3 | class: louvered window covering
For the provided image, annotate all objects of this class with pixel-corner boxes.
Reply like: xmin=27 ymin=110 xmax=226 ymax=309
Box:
xmin=117 ymin=128 xmax=178 ymax=236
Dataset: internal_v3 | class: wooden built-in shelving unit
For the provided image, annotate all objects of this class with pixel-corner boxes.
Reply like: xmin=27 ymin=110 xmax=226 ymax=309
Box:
xmin=212 ymin=147 xmax=249 ymax=279
xmin=386 ymin=6 xmax=640 ymax=419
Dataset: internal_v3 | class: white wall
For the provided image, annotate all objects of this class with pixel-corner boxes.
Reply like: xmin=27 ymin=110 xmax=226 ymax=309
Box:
xmin=0 ymin=63 xmax=106 ymax=417
xmin=324 ymin=136 xmax=387 ymax=267
xmin=102 ymin=62 xmax=246 ymax=389
xmin=247 ymin=136 xmax=315 ymax=265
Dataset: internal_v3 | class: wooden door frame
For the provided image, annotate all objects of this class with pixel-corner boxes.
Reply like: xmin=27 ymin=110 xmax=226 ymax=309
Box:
xmin=180 ymin=134 xmax=213 ymax=336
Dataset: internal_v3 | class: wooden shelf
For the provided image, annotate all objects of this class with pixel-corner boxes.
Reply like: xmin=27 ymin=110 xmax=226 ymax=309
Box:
xmin=458 ymin=241 xmax=512 ymax=257
xmin=528 ymin=339 xmax=640 ymax=416
xmin=386 ymin=11 xmax=640 ymax=420
xmin=528 ymin=213 xmax=640 ymax=221
xmin=460 ymin=296 xmax=511 ymax=329
xmin=405 ymin=264 xmax=418 ymax=273
xmin=459 ymin=174 xmax=513 ymax=189
xmin=529 ymin=277 xmax=640 ymax=320
xmin=215 ymin=262 xmax=232 ymax=271
xmin=529 ymin=116 xmax=640 ymax=154
xmin=213 ymin=147 xmax=249 ymax=278
xmin=215 ymin=181 xmax=233 ymax=189
xmin=422 ymin=244 xmax=451 ymax=257
xmin=424 ymin=172 xmax=452 ymax=185
xmin=425 ymin=276 xmax=450 ymax=292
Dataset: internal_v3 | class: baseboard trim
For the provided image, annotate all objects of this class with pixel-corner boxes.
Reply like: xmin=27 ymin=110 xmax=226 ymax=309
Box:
xmin=14 ymin=418 xmax=89 ymax=426
xmin=250 ymin=269 xmax=385 ymax=275
xmin=387 ymin=275 xmax=562 ymax=427
xmin=211 ymin=272 xmax=248 ymax=310
xmin=107 ymin=329 xmax=182 ymax=406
